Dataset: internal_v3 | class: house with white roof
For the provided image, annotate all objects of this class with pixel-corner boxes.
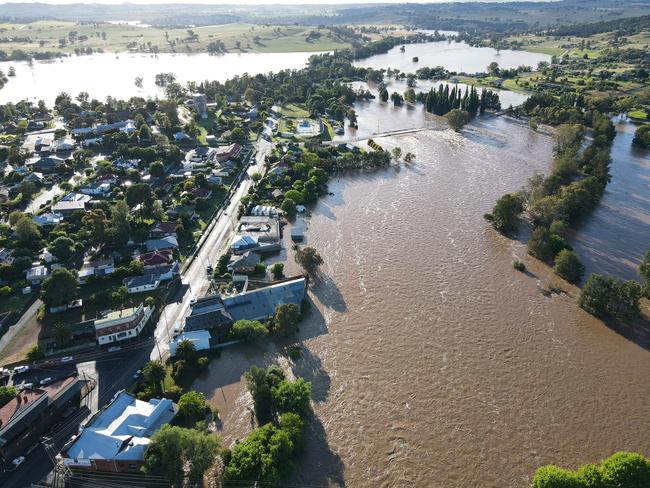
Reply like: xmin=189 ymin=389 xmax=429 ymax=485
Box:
xmin=60 ymin=390 xmax=177 ymax=473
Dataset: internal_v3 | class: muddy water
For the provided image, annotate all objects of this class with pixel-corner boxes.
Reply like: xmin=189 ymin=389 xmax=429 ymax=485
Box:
xmin=572 ymin=116 xmax=650 ymax=280
xmin=195 ymin=117 xmax=650 ymax=487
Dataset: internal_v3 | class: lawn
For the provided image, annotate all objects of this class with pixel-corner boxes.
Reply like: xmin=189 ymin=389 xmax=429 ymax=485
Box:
xmin=280 ymin=104 xmax=310 ymax=118
xmin=629 ymin=109 xmax=648 ymax=121
xmin=0 ymin=292 xmax=34 ymax=316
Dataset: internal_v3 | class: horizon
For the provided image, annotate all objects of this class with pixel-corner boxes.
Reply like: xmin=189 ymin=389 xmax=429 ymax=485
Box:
xmin=0 ymin=0 xmax=556 ymax=5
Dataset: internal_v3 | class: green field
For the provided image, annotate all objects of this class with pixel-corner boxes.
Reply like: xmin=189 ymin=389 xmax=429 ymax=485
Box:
xmin=0 ymin=21 xmax=355 ymax=55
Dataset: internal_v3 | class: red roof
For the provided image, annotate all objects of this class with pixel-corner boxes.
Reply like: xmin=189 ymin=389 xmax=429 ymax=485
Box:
xmin=138 ymin=249 xmax=173 ymax=266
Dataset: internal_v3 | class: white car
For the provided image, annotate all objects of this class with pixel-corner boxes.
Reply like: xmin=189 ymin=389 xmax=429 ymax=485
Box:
xmin=60 ymin=356 xmax=74 ymax=363
xmin=13 ymin=365 xmax=29 ymax=374
xmin=132 ymin=369 xmax=142 ymax=380
xmin=21 ymin=383 xmax=34 ymax=390
xmin=107 ymin=346 xmax=121 ymax=353
xmin=0 ymin=368 xmax=10 ymax=377
xmin=39 ymin=377 xmax=52 ymax=386
xmin=11 ymin=456 xmax=25 ymax=469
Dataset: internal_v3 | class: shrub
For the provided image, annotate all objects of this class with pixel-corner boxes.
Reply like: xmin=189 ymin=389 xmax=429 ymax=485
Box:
xmin=485 ymin=193 xmax=524 ymax=233
xmin=231 ymin=319 xmax=269 ymax=342
xmin=513 ymin=260 xmax=526 ymax=272
xmin=272 ymin=378 xmax=312 ymax=415
xmin=579 ymin=273 xmax=641 ymax=319
xmin=553 ymin=250 xmax=584 ymax=284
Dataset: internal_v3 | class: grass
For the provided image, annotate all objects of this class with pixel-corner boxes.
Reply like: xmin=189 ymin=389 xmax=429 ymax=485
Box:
xmin=0 ymin=292 xmax=33 ymax=316
xmin=280 ymin=103 xmax=310 ymax=118
xmin=0 ymin=21 xmax=354 ymax=55
xmin=629 ymin=110 xmax=648 ymax=121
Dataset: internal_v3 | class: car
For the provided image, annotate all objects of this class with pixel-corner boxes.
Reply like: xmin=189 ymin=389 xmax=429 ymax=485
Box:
xmin=13 ymin=365 xmax=29 ymax=374
xmin=206 ymin=265 xmax=213 ymax=275
xmin=21 ymin=383 xmax=34 ymax=390
xmin=60 ymin=356 xmax=74 ymax=363
xmin=107 ymin=346 xmax=121 ymax=353
xmin=0 ymin=368 xmax=10 ymax=377
xmin=39 ymin=377 xmax=52 ymax=386
xmin=132 ymin=369 xmax=142 ymax=380
xmin=10 ymin=456 xmax=25 ymax=470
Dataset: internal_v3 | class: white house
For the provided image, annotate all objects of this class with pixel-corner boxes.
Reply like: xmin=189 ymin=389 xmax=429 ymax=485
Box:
xmin=123 ymin=274 xmax=161 ymax=294
xmin=26 ymin=265 xmax=48 ymax=284
xmin=169 ymin=330 xmax=211 ymax=357
xmin=94 ymin=303 xmax=153 ymax=345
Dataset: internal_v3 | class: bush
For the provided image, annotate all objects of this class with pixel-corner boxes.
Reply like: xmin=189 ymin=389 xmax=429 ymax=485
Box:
xmin=178 ymin=391 xmax=208 ymax=424
xmin=632 ymin=124 xmax=650 ymax=148
xmin=579 ymin=273 xmax=642 ymax=319
xmin=26 ymin=345 xmax=44 ymax=361
xmin=231 ymin=319 xmax=269 ymax=342
xmin=271 ymin=262 xmax=285 ymax=280
xmin=513 ymin=260 xmax=526 ymax=272
xmin=270 ymin=303 xmax=301 ymax=336
xmin=485 ymin=193 xmax=523 ymax=233
xmin=272 ymin=378 xmax=312 ymax=415
xmin=553 ymin=249 xmax=584 ymax=284
xmin=164 ymin=385 xmax=184 ymax=402
xmin=447 ymin=109 xmax=470 ymax=131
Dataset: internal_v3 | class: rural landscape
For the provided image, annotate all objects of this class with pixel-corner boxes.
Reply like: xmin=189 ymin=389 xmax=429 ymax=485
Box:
xmin=0 ymin=0 xmax=649 ymax=487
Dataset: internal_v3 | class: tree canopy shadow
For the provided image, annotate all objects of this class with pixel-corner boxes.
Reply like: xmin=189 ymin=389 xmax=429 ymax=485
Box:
xmin=310 ymin=273 xmax=348 ymax=313
xmin=289 ymin=344 xmax=331 ymax=403
xmin=600 ymin=310 xmax=650 ymax=351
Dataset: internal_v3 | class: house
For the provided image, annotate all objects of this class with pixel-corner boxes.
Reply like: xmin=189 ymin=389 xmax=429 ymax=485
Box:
xmin=80 ymin=181 xmax=112 ymax=196
xmin=51 ymin=137 xmax=76 ymax=152
xmin=239 ymin=216 xmax=280 ymax=242
xmin=207 ymin=173 xmax=222 ymax=185
xmin=250 ymin=205 xmax=278 ymax=217
xmin=26 ymin=265 xmax=48 ymax=284
xmin=62 ymin=192 xmax=92 ymax=204
xmin=192 ymin=187 xmax=212 ymax=200
xmin=270 ymin=188 xmax=284 ymax=200
xmin=230 ymin=235 xmax=258 ymax=254
xmin=216 ymin=143 xmax=242 ymax=163
xmin=165 ymin=204 xmax=196 ymax=220
xmin=138 ymin=249 xmax=173 ymax=267
xmin=0 ymin=377 xmax=81 ymax=463
xmin=145 ymin=236 xmax=179 ymax=252
xmin=23 ymin=172 xmax=44 ymax=185
xmin=0 ymin=186 xmax=9 ymax=203
xmin=147 ymin=261 xmax=179 ymax=281
xmin=184 ymin=295 xmax=233 ymax=333
xmin=149 ymin=221 xmax=178 ymax=239
xmin=227 ymin=251 xmax=261 ymax=274
xmin=174 ymin=131 xmax=190 ymax=142
xmin=33 ymin=212 xmax=64 ymax=227
xmin=191 ymin=93 xmax=208 ymax=119
xmin=33 ymin=156 xmax=65 ymax=173
xmin=72 ymin=119 xmax=135 ymax=137
xmin=123 ymin=274 xmax=161 ymax=294
xmin=221 ymin=276 xmax=307 ymax=322
xmin=93 ymin=303 xmax=153 ymax=345
xmin=170 ymin=330 xmax=210 ymax=356
xmin=60 ymin=391 xmax=177 ymax=473
xmin=52 ymin=200 xmax=86 ymax=215
xmin=79 ymin=258 xmax=114 ymax=280
xmin=113 ymin=157 xmax=140 ymax=170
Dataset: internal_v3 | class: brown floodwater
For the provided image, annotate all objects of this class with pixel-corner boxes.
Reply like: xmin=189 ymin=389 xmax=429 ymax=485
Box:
xmin=194 ymin=117 xmax=650 ymax=487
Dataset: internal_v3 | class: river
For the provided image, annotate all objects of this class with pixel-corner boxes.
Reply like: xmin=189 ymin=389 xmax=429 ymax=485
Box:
xmin=193 ymin=117 xmax=650 ymax=486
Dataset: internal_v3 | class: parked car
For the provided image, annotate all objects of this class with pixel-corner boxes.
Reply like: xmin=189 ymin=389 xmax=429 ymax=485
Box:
xmin=132 ymin=369 xmax=142 ymax=380
xmin=60 ymin=356 xmax=74 ymax=363
xmin=39 ymin=377 xmax=52 ymax=386
xmin=21 ymin=383 xmax=34 ymax=390
xmin=107 ymin=346 xmax=121 ymax=353
xmin=10 ymin=456 xmax=25 ymax=470
xmin=0 ymin=368 xmax=10 ymax=376
xmin=13 ymin=365 xmax=29 ymax=374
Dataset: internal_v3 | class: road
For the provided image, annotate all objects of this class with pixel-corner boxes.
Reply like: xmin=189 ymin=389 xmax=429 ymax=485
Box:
xmin=152 ymin=139 xmax=272 ymax=358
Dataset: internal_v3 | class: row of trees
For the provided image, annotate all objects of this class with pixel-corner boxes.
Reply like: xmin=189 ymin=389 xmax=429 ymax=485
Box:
xmin=423 ymin=84 xmax=500 ymax=116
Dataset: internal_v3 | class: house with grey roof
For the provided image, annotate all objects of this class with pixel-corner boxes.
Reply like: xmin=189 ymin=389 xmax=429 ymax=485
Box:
xmin=123 ymin=274 xmax=161 ymax=294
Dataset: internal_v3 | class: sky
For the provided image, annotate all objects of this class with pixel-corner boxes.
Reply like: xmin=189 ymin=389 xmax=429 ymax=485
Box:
xmin=0 ymin=0 xmax=538 ymax=4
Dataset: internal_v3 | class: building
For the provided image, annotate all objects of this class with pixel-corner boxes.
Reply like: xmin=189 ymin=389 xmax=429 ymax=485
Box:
xmin=80 ymin=181 xmax=111 ymax=196
xmin=216 ymin=143 xmax=242 ymax=163
xmin=191 ymin=93 xmax=208 ymax=119
xmin=52 ymin=200 xmax=87 ymax=215
xmin=33 ymin=212 xmax=64 ymax=227
xmin=184 ymin=295 xmax=233 ymax=333
xmin=61 ymin=391 xmax=177 ymax=473
xmin=222 ymin=276 xmax=307 ymax=322
xmin=230 ymin=235 xmax=258 ymax=254
xmin=79 ymin=258 xmax=115 ymax=280
xmin=32 ymin=156 xmax=65 ymax=173
xmin=0 ymin=248 xmax=13 ymax=265
xmin=169 ymin=330 xmax=211 ymax=356
xmin=227 ymin=251 xmax=261 ymax=274
xmin=26 ymin=265 xmax=48 ymax=284
xmin=72 ymin=119 xmax=135 ymax=137
xmin=149 ymin=221 xmax=178 ymax=239
xmin=0 ymin=377 xmax=81 ymax=463
xmin=123 ymin=274 xmax=161 ymax=294
xmin=239 ymin=216 xmax=280 ymax=243
xmin=145 ymin=236 xmax=179 ymax=252
xmin=51 ymin=137 xmax=76 ymax=152
xmin=138 ymin=249 xmax=173 ymax=267
xmin=94 ymin=303 xmax=153 ymax=345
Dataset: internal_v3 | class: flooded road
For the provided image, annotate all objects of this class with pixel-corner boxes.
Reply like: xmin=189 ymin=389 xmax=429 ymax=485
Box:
xmin=196 ymin=117 xmax=650 ymax=486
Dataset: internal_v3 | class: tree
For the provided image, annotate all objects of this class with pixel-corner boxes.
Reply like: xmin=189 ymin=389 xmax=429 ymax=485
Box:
xmin=177 ymin=391 xmax=207 ymax=423
xmin=231 ymin=320 xmax=269 ymax=342
xmin=111 ymin=200 xmax=131 ymax=246
xmin=51 ymin=236 xmax=76 ymax=262
xmin=294 ymin=246 xmax=323 ymax=276
xmin=640 ymin=250 xmax=650 ymax=297
xmin=528 ymin=227 xmax=555 ymax=262
xmin=52 ymin=322 xmax=73 ymax=348
xmin=487 ymin=61 xmax=500 ymax=76
xmin=41 ymin=268 xmax=77 ymax=307
xmin=270 ymin=303 xmax=301 ymax=336
xmin=554 ymin=250 xmax=584 ymax=284
xmin=245 ymin=365 xmax=285 ymax=424
xmin=272 ymin=378 xmax=312 ymax=415
xmin=579 ymin=274 xmax=642 ymax=319
xmin=175 ymin=339 xmax=196 ymax=363
xmin=126 ymin=183 xmax=153 ymax=221
xmin=485 ymin=193 xmax=523 ymax=233
xmin=446 ymin=109 xmax=470 ymax=131
xmin=0 ymin=386 xmax=17 ymax=408
xmin=144 ymin=360 xmax=166 ymax=394
xmin=280 ymin=198 xmax=297 ymax=218
xmin=149 ymin=161 xmax=165 ymax=178
xmin=26 ymin=345 xmax=44 ymax=362
xmin=15 ymin=216 xmax=41 ymax=247
xmin=143 ymin=425 xmax=220 ymax=484
xmin=270 ymin=262 xmax=284 ymax=280
xmin=391 ymin=147 xmax=402 ymax=161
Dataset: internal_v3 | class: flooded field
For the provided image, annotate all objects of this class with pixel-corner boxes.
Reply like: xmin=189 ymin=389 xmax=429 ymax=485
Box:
xmin=195 ymin=117 xmax=650 ymax=486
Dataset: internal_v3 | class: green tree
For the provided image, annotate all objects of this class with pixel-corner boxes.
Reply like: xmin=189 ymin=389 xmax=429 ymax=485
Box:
xmin=532 ymin=465 xmax=583 ymax=488
xmin=26 ymin=345 xmax=44 ymax=362
xmin=280 ymin=198 xmax=297 ymax=218
xmin=579 ymin=274 xmax=642 ymax=319
xmin=175 ymin=339 xmax=196 ymax=363
xmin=149 ymin=161 xmax=165 ymax=178
xmin=270 ymin=303 xmax=301 ymax=336
xmin=0 ymin=386 xmax=17 ymax=408
xmin=126 ymin=183 xmax=153 ymax=221
xmin=270 ymin=262 xmax=284 ymax=280
xmin=52 ymin=322 xmax=73 ymax=348
xmin=294 ymin=246 xmax=323 ymax=276
xmin=231 ymin=320 xmax=269 ymax=342
xmin=111 ymin=200 xmax=132 ymax=246
xmin=640 ymin=250 xmax=650 ymax=297
xmin=51 ymin=236 xmax=76 ymax=262
xmin=177 ymin=391 xmax=207 ymax=423
xmin=143 ymin=360 xmax=166 ymax=394
xmin=528 ymin=227 xmax=555 ymax=261
xmin=41 ymin=268 xmax=77 ymax=307
xmin=446 ymin=109 xmax=470 ymax=131
xmin=554 ymin=250 xmax=585 ymax=284
xmin=485 ymin=193 xmax=523 ymax=233
xmin=245 ymin=365 xmax=285 ymax=424
xmin=600 ymin=451 xmax=650 ymax=487
xmin=15 ymin=216 xmax=41 ymax=247
xmin=272 ymin=378 xmax=312 ymax=415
